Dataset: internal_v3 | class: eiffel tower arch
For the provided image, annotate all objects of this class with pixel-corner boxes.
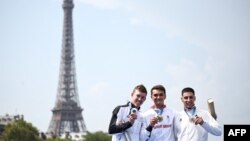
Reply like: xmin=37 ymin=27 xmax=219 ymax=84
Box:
xmin=47 ymin=0 xmax=87 ymax=137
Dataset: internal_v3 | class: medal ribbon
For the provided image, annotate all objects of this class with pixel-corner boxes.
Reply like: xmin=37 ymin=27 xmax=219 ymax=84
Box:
xmin=184 ymin=106 xmax=196 ymax=121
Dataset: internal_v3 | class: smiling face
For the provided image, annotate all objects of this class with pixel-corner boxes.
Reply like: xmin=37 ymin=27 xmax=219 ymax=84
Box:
xmin=181 ymin=91 xmax=196 ymax=110
xmin=151 ymin=89 xmax=166 ymax=108
xmin=131 ymin=89 xmax=147 ymax=108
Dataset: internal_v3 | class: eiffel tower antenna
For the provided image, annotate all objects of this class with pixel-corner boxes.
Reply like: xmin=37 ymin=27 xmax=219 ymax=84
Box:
xmin=47 ymin=0 xmax=87 ymax=136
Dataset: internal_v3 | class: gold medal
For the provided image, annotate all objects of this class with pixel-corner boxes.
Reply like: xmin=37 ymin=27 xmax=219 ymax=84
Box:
xmin=156 ymin=115 xmax=163 ymax=122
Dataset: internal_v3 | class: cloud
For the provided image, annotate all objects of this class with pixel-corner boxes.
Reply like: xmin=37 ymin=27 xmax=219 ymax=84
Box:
xmin=76 ymin=1 xmax=250 ymax=122
xmin=128 ymin=17 xmax=143 ymax=26
xmin=166 ymin=59 xmax=206 ymax=87
xmin=88 ymin=81 xmax=110 ymax=95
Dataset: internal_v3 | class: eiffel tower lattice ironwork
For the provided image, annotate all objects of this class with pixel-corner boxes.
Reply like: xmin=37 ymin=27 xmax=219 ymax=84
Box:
xmin=47 ymin=0 xmax=87 ymax=136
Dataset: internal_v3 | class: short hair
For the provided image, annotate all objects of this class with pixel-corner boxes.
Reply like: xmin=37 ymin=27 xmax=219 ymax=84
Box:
xmin=133 ymin=84 xmax=147 ymax=94
xmin=181 ymin=87 xmax=195 ymax=96
xmin=151 ymin=85 xmax=166 ymax=95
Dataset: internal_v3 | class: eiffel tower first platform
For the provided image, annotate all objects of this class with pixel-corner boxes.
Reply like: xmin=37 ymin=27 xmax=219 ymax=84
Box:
xmin=47 ymin=0 xmax=87 ymax=137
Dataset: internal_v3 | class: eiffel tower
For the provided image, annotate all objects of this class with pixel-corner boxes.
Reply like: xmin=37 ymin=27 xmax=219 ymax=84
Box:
xmin=47 ymin=0 xmax=87 ymax=136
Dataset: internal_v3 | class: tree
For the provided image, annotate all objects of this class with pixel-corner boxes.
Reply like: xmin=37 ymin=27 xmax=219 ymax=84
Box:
xmin=2 ymin=120 xmax=40 ymax=141
xmin=46 ymin=138 xmax=71 ymax=141
xmin=84 ymin=131 xmax=111 ymax=141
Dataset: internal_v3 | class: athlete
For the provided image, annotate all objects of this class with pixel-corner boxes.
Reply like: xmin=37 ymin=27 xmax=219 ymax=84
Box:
xmin=174 ymin=87 xmax=222 ymax=141
xmin=140 ymin=85 xmax=176 ymax=141
xmin=108 ymin=84 xmax=147 ymax=141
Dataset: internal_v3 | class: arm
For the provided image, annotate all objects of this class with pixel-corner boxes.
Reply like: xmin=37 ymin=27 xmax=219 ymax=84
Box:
xmin=140 ymin=113 xmax=159 ymax=141
xmin=173 ymin=111 xmax=179 ymax=140
xmin=108 ymin=106 xmax=132 ymax=134
xmin=140 ymin=115 xmax=152 ymax=141
xmin=200 ymin=111 xmax=222 ymax=136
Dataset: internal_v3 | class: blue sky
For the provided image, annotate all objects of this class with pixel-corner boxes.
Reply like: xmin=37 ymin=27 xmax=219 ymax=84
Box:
xmin=1 ymin=0 xmax=250 ymax=140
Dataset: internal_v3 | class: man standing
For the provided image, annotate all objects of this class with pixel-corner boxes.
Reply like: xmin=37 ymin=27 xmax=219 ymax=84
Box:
xmin=108 ymin=84 xmax=147 ymax=141
xmin=175 ymin=87 xmax=222 ymax=141
xmin=140 ymin=85 xmax=176 ymax=141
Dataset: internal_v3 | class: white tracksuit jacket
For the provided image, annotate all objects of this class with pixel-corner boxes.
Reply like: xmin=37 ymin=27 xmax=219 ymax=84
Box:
xmin=108 ymin=102 xmax=143 ymax=141
xmin=140 ymin=107 xmax=176 ymax=141
xmin=174 ymin=108 xmax=222 ymax=141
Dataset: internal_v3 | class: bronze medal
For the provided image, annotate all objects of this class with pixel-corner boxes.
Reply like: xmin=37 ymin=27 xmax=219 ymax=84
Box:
xmin=189 ymin=117 xmax=194 ymax=123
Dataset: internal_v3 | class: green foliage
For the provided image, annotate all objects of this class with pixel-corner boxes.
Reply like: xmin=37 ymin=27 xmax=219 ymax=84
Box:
xmin=46 ymin=138 xmax=71 ymax=141
xmin=2 ymin=120 xmax=40 ymax=141
xmin=1 ymin=120 xmax=112 ymax=141
xmin=84 ymin=131 xmax=111 ymax=141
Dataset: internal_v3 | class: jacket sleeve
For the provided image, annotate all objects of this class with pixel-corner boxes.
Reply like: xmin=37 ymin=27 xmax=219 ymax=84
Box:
xmin=108 ymin=106 xmax=132 ymax=134
xmin=140 ymin=113 xmax=152 ymax=141
xmin=201 ymin=111 xmax=222 ymax=136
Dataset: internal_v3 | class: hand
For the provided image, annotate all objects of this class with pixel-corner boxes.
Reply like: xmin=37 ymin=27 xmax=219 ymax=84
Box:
xmin=128 ymin=113 xmax=137 ymax=124
xmin=149 ymin=117 xmax=159 ymax=126
xmin=193 ymin=115 xmax=204 ymax=125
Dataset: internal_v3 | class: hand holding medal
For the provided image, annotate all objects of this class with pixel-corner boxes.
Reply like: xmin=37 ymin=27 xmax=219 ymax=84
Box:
xmin=154 ymin=109 xmax=163 ymax=122
xmin=193 ymin=115 xmax=204 ymax=125
xmin=128 ymin=108 xmax=138 ymax=124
